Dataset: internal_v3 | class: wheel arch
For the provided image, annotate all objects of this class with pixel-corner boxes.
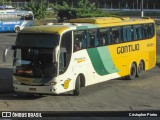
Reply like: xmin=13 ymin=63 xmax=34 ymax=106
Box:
xmin=132 ymin=61 xmax=137 ymax=69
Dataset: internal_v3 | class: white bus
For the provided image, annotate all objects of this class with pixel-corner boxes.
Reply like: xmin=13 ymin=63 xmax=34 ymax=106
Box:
xmin=0 ymin=10 xmax=34 ymax=32
xmin=3 ymin=17 xmax=156 ymax=96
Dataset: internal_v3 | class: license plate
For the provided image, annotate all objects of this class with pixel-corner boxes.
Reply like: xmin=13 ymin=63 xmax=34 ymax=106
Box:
xmin=29 ymin=88 xmax=36 ymax=91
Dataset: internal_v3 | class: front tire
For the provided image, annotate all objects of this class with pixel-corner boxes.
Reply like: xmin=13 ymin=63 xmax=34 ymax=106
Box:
xmin=127 ymin=63 xmax=137 ymax=80
xmin=73 ymin=76 xmax=81 ymax=96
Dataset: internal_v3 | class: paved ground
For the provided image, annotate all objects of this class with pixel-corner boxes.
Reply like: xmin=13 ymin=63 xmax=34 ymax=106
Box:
xmin=0 ymin=33 xmax=160 ymax=112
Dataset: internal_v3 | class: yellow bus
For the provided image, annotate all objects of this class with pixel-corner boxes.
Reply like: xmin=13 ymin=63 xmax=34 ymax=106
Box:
xmin=4 ymin=17 xmax=156 ymax=95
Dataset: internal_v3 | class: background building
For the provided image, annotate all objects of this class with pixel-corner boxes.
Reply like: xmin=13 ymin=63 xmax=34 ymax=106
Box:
xmin=92 ymin=0 xmax=160 ymax=10
xmin=2 ymin=0 xmax=160 ymax=10
xmin=46 ymin=0 xmax=160 ymax=10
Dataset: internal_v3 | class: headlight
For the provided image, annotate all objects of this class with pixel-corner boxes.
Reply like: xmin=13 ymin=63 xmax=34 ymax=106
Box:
xmin=13 ymin=76 xmax=21 ymax=84
xmin=44 ymin=82 xmax=57 ymax=86
xmin=51 ymin=82 xmax=57 ymax=85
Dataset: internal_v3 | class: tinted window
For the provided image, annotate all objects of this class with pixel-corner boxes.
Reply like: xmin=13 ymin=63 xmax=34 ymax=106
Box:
xmin=133 ymin=26 xmax=139 ymax=40
xmin=111 ymin=27 xmax=122 ymax=44
xmin=123 ymin=26 xmax=132 ymax=42
xmin=148 ymin=24 xmax=154 ymax=38
xmin=72 ymin=23 xmax=155 ymax=50
xmin=16 ymin=33 xmax=59 ymax=48
xmin=88 ymin=29 xmax=99 ymax=47
xmin=74 ymin=30 xmax=87 ymax=51
xmin=99 ymin=28 xmax=111 ymax=45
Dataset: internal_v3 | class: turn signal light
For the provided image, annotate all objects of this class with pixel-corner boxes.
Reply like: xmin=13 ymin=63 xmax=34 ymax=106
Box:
xmin=25 ymin=70 xmax=32 ymax=74
xmin=17 ymin=70 xmax=23 ymax=74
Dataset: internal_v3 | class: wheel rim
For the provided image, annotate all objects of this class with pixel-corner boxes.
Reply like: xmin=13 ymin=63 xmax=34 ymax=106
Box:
xmin=138 ymin=62 xmax=143 ymax=73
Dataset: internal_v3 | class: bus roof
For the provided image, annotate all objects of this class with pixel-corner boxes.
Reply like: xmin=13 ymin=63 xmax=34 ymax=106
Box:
xmin=20 ymin=25 xmax=72 ymax=34
xmin=69 ymin=17 xmax=154 ymax=24
xmin=69 ymin=17 xmax=122 ymax=24
xmin=20 ymin=17 xmax=155 ymax=34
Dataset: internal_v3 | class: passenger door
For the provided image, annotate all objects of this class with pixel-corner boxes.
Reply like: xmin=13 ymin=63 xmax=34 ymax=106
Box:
xmin=58 ymin=31 xmax=73 ymax=91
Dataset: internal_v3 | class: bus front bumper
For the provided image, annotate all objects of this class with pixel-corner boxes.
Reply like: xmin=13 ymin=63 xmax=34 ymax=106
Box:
xmin=13 ymin=83 xmax=59 ymax=94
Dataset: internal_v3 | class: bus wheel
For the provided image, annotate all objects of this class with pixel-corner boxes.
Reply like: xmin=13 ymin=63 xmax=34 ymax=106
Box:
xmin=73 ymin=76 xmax=81 ymax=96
xmin=15 ymin=27 xmax=20 ymax=33
xmin=136 ymin=61 xmax=144 ymax=77
xmin=127 ymin=63 xmax=137 ymax=80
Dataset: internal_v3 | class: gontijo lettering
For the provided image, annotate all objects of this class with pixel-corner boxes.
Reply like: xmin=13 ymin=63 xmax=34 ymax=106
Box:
xmin=117 ymin=44 xmax=139 ymax=54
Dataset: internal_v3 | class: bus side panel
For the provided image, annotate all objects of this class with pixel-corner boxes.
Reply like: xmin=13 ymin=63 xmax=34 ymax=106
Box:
xmin=72 ymin=49 xmax=95 ymax=87
xmin=107 ymin=35 xmax=156 ymax=77
xmin=107 ymin=44 xmax=127 ymax=77
xmin=84 ymin=47 xmax=120 ymax=86
xmin=72 ymin=48 xmax=120 ymax=88
xmin=147 ymin=36 xmax=156 ymax=70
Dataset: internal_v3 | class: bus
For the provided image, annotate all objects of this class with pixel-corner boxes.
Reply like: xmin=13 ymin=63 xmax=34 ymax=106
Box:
xmin=0 ymin=10 xmax=34 ymax=32
xmin=4 ymin=17 xmax=156 ymax=95
xmin=0 ymin=5 xmax=16 ymax=13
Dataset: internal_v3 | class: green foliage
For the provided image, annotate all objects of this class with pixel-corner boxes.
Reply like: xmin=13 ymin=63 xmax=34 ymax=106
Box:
xmin=51 ymin=0 xmax=105 ymax=22
xmin=26 ymin=0 xmax=47 ymax=19
xmin=77 ymin=0 xmax=96 ymax=10
xmin=0 ymin=0 xmax=9 ymax=5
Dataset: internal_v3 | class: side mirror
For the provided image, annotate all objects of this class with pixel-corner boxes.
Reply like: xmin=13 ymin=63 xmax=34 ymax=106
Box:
xmin=3 ymin=45 xmax=15 ymax=62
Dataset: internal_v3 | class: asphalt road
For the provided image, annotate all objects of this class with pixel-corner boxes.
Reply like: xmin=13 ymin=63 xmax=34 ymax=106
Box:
xmin=0 ymin=33 xmax=160 ymax=112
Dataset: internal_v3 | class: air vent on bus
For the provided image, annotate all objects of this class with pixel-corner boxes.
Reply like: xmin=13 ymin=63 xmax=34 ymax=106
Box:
xmin=69 ymin=17 xmax=122 ymax=24
xmin=53 ymin=23 xmax=71 ymax=25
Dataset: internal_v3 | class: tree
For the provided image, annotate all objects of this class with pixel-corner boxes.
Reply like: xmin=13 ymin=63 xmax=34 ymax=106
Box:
xmin=0 ymin=0 xmax=9 ymax=5
xmin=26 ymin=0 xmax=47 ymax=19
xmin=51 ymin=0 xmax=105 ymax=22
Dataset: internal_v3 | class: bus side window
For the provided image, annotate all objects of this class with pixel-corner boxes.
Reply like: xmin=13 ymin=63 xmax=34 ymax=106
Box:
xmin=123 ymin=27 xmax=127 ymax=42
xmin=88 ymin=29 xmax=99 ymax=48
xmin=74 ymin=31 xmax=87 ymax=51
xmin=82 ymin=31 xmax=87 ymax=49
xmin=111 ymin=27 xmax=121 ymax=44
xmin=148 ymin=24 xmax=154 ymax=38
xmin=123 ymin=26 xmax=132 ymax=42
xmin=133 ymin=26 xmax=138 ymax=40
xmin=143 ymin=24 xmax=149 ymax=39
xmin=100 ymin=29 xmax=106 ymax=46
xmin=119 ymin=27 xmax=123 ymax=42
xmin=138 ymin=25 xmax=143 ymax=40
xmin=94 ymin=30 xmax=99 ymax=47
xmin=107 ymin=29 xmax=111 ymax=44
xmin=99 ymin=28 xmax=110 ymax=46
xmin=127 ymin=26 xmax=132 ymax=41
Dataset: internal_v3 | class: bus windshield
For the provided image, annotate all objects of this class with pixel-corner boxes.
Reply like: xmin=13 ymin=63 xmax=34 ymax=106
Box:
xmin=13 ymin=33 xmax=59 ymax=78
xmin=16 ymin=33 xmax=59 ymax=48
